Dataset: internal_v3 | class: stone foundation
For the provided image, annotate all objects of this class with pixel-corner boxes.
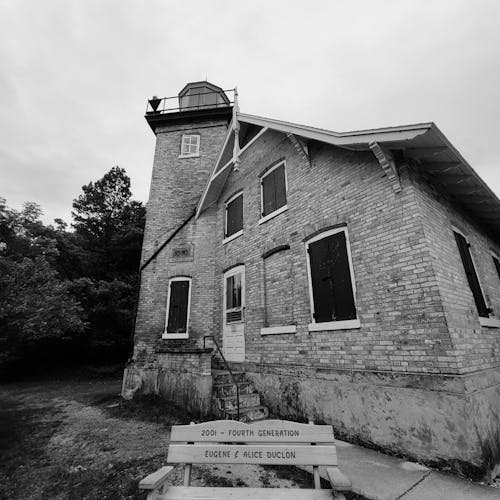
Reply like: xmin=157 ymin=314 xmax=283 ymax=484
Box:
xmin=238 ymin=362 xmax=500 ymax=479
xmin=122 ymin=348 xmax=214 ymax=417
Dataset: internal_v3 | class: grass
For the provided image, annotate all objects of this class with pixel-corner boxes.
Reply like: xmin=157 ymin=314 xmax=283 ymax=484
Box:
xmin=0 ymin=377 xmax=369 ymax=499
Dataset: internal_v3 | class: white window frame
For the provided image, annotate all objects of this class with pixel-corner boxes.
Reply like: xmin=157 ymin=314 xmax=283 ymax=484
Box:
xmin=305 ymin=227 xmax=360 ymax=331
xmin=451 ymin=225 xmax=495 ymax=326
xmin=223 ymin=191 xmax=243 ymax=244
xmin=223 ymin=265 xmax=245 ymax=326
xmin=259 ymin=160 xmax=288 ymax=225
xmin=179 ymin=134 xmax=200 ymax=158
xmin=163 ymin=276 xmax=192 ymax=339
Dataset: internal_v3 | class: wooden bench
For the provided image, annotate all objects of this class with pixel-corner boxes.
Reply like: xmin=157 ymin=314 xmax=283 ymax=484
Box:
xmin=139 ymin=419 xmax=352 ymax=500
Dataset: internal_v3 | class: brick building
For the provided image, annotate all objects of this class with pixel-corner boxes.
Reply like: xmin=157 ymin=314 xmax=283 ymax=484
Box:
xmin=123 ymin=81 xmax=500 ymax=477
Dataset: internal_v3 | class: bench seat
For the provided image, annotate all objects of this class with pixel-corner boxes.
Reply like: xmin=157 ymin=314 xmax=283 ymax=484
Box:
xmin=154 ymin=485 xmax=337 ymax=499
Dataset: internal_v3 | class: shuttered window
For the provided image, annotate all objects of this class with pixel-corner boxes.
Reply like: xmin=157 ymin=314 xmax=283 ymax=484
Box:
xmin=165 ymin=278 xmax=191 ymax=335
xmin=225 ymin=193 xmax=243 ymax=238
xmin=493 ymin=255 xmax=500 ymax=280
xmin=261 ymin=162 xmax=287 ymax=217
xmin=453 ymin=231 xmax=489 ymax=318
xmin=307 ymin=229 xmax=357 ymax=323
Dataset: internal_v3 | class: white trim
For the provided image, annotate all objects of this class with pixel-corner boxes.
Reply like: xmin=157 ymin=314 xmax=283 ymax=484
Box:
xmin=451 ymin=227 xmax=491 ymax=318
xmin=238 ymin=112 xmax=432 ymax=148
xmin=258 ymin=204 xmax=288 ymax=225
xmin=239 ymin=126 xmax=268 ymax=155
xmin=196 ymin=125 xmax=268 ymax=218
xmin=195 ymin=121 xmax=234 ymax=217
xmin=163 ymin=276 xmax=191 ymax=338
xmin=179 ymin=153 xmax=200 ymax=159
xmin=224 ymin=191 xmax=243 ymax=240
xmin=260 ymin=160 xmax=288 ymax=221
xmin=161 ymin=332 xmax=189 ymax=339
xmin=490 ymin=249 xmax=500 ymax=261
xmin=223 ymin=265 xmax=245 ymax=327
xmin=222 ymin=229 xmax=243 ymax=245
xmin=180 ymin=134 xmax=200 ymax=158
xmin=216 ymin=127 xmax=269 ymax=176
xmin=308 ymin=319 xmax=361 ymax=331
xmin=261 ymin=325 xmax=297 ymax=335
xmin=213 ymin=158 xmax=236 ymax=180
xmin=305 ymin=226 xmax=359 ymax=328
xmin=479 ymin=317 xmax=500 ymax=328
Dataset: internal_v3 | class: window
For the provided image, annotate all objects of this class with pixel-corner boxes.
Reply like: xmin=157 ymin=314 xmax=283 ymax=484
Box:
xmin=163 ymin=277 xmax=191 ymax=338
xmin=260 ymin=161 xmax=287 ymax=222
xmin=306 ymin=227 xmax=359 ymax=331
xmin=225 ymin=269 xmax=244 ymax=324
xmin=453 ymin=230 xmax=489 ymax=318
xmin=492 ymin=254 xmax=500 ymax=281
xmin=180 ymin=134 xmax=200 ymax=157
xmin=224 ymin=192 xmax=243 ymax=242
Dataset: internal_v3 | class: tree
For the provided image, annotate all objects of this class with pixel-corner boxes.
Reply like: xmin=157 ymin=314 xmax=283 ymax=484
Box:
xmin=69 ymin=167 xmax=145 ymax=361
xmin=0 ymin=256 xmax=86 ymax=371
xmin=71 ymin=166 xmax=145 ymax=280
xmin=73 ymin=166 xmax=135 ymax=242
xmin=0 ymin=166 xmax=145 ymax=373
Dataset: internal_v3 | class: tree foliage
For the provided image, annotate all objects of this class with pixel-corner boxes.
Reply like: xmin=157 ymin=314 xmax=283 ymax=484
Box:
xmin=0 ymin=167 xmax=145 ymax=374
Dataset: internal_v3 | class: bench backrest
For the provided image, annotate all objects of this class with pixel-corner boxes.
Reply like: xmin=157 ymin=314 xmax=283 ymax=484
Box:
xmin=168 ymin=420 xmax=337 ymax=488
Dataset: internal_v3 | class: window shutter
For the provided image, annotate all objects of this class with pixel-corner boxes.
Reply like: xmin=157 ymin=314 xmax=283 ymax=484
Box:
xmin=274 ymin=165 xmax=287 ymax=211
xmin=454 ymin=232 xmax=489 ymax=318
xmin=167 ymin=281 xmax=189 ymax=333
xmin=226 ymin=195 xmax=243 ymax=237
xmin=493 ymin=256 xmax=500 ymax=280
xmin=262 ymin=172 xmax=276 ymax=216
xmin=309 ymin=231 xmax=356 ymax=323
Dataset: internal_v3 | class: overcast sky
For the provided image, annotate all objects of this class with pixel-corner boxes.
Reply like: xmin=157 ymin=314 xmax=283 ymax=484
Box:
xmin=1 ymin=0 xmax=499 ymax=225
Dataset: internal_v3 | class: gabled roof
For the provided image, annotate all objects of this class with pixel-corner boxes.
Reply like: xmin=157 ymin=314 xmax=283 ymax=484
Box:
xmin=196 ymin=113 xmax=500 ymax=239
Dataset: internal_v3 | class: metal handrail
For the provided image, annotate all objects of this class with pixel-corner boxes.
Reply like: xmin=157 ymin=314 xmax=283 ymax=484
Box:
xmin=203 ymin=335 xmax=240 ymax=421
xmin=146 ymin=89 xmax=235 ymax=115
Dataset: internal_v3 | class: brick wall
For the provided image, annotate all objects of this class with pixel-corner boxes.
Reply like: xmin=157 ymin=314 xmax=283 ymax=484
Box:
xmin=133 ymin=118 xmax=229 ymax=362
xmin=411 ymin=168 xmax=500 ymax=374
xmin=203 ymin=130 xmax=453 ymax=373
xmin=263 ymin=249 xmax=294 ymax=327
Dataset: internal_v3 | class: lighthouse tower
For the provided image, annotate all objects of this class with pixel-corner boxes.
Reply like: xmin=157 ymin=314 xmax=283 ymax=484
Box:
xmin=132 ymin=82 xmax=233 ymax=365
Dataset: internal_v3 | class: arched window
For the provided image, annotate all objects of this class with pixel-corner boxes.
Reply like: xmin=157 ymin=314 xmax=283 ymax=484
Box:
xmin=163 ymin=276 xmax=192 ymax=339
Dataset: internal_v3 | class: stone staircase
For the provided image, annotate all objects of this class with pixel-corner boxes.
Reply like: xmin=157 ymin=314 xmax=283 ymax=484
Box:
xmin=212 ymin=369 xmax=269 ymax=422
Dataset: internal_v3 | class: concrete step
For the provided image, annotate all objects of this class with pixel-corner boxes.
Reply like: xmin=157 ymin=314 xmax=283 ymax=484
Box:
xmin=213 ymin=381 xmax=254 ymax=397
xmin=224 ymin=405 xmax=269 ymax=423
xmin=219 ymin=393 xmax=261 ymax=411
xmin=212 ymin=371 xmax=247 ymax=385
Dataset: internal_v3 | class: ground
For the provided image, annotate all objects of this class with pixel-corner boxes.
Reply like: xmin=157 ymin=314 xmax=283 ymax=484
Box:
xmin=0 ymin=375 xmax=365 ymax=500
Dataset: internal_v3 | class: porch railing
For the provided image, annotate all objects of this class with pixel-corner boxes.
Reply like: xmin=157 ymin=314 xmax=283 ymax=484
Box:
xmin=203 ymin=335 xmax=240 ymax=421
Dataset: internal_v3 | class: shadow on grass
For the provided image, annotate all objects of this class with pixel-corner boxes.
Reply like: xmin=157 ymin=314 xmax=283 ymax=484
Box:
xmin=0 ymin=396 xmax=63 ymax=499
xmin=94 ymin=393 xmax=201 ymax=428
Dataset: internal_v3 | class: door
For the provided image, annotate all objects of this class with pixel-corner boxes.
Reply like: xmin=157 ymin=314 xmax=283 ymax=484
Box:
xmin=222 ymin=266 xmax=245 ymax=362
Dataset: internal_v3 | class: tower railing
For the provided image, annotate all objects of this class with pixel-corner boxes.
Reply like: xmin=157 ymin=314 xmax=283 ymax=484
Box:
xmin=146 ymin=89 xmax=235 ymax=115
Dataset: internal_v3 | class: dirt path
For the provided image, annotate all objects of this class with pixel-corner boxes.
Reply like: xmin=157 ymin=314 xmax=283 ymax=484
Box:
xmin=0 ymin=377 xmax=364 ymax=499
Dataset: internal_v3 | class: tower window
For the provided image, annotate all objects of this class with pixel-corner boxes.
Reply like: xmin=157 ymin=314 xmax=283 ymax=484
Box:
xmin=180 ymin=134 xmax=200 ymax=157
xmin=259 ymin=161 xmax=287 ymax=223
